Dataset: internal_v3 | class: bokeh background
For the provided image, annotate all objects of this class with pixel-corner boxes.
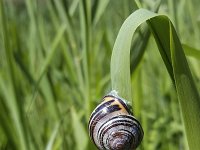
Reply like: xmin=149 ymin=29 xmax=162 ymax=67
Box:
xmin=0 ymin=0 xmax=200 ymax=149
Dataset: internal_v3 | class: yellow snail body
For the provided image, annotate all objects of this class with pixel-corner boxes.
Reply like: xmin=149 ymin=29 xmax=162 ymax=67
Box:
xmin=88 ymin=90 xmax=143 ymax=150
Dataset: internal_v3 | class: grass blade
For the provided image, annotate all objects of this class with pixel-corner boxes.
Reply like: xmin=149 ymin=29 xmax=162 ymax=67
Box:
xmin=45 ymin=122 xmax=60 ymax=150
xmin=111 ymin=9 xmax=157 ymax=100
xmin=111 ymin=8 xmax=200 ymax=149
xmin=170 ymin=23 xmax=200 ymax=150
xmin=71 ymin=108 xmax=88 ymax=150
xmin=183 ymin=44 xmax=200 ymax=60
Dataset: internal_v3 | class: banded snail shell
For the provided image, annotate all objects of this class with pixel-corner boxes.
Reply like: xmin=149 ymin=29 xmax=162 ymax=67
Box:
xmin=88 ymin=90 xmax=143 ymax=150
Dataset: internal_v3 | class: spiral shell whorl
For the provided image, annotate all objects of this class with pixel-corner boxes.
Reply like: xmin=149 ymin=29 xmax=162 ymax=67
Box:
xmin=88 ymin=90 xmax=143 ymax=150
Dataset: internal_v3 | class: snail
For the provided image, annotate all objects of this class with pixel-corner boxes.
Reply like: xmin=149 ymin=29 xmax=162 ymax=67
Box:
xmin=88 ymin=90 xmax=144 ymax=150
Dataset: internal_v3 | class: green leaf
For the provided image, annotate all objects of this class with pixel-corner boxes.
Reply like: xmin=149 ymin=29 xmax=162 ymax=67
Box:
xmin=111 ymin=9 xmax=157 ymax=101
xmin=183 ymin=44 xmax=200 ymax=60
xmin=92 ymin=0 xmax=110 ymax=25
xmin=37 ymin=24 xmax=67 ymax=82
xmin=26 ymin=24 xmax=67 ymax=115
xmin=71 ymin=108 xmax=88 ymax=150
xmin=45 ymin=122 xmax=60 ymax=150
xmin=170 ymin=23 xmax=200 ymax=150
xmin=111 ymin=8 xmax=200 ymax=150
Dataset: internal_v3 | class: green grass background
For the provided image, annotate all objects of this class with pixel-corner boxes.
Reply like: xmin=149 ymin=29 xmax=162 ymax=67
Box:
xmin=0 ymin=0 xmax=200 ymax=150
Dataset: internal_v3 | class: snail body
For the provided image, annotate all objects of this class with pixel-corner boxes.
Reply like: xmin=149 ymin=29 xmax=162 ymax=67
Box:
xmin=88 ymin=90 xmax=143 ymax=150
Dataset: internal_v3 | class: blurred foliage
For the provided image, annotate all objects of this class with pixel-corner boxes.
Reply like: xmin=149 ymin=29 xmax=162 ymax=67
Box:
xmin=0 ymin=0 xmax=199 ymax=150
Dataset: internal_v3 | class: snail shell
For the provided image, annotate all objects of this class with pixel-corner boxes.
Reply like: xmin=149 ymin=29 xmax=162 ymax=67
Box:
xmin=88 ymin=90 xmax=143 ymax=150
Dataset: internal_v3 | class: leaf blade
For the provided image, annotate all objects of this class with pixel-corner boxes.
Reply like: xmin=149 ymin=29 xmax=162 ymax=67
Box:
xmin=111 ymin=8 xmax=200 ymax=150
